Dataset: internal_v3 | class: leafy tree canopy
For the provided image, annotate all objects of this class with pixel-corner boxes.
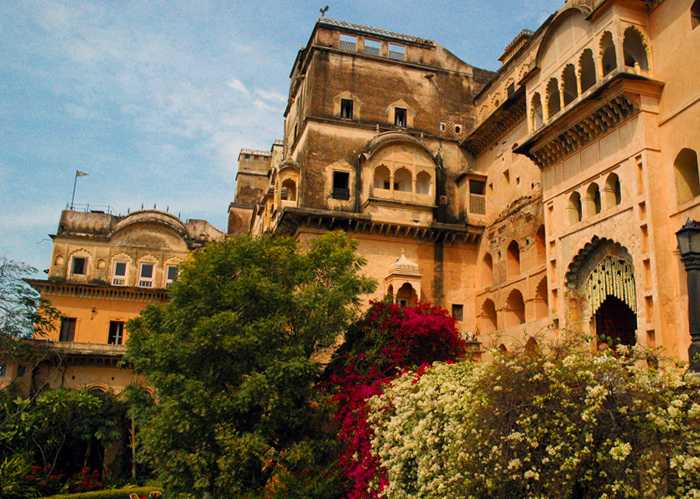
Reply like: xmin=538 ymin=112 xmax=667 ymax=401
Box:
xmin=126 ymin=233 xmax=375 ymax=497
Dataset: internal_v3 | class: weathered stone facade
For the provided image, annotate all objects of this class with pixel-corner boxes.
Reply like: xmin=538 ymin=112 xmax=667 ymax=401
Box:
xmin=233 ymin=0 xmax=700 ymax=363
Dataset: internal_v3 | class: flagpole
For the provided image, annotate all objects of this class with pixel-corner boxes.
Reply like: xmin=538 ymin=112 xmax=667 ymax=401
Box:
xmin=70 ymin=171 xmax=78 ymax=210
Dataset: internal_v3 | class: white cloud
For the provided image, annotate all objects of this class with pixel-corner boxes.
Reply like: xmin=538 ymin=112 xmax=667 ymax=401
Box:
xmin=255 ymin=88 xmax=286 ymax=103
xmin=227 ymin=78 xmax=250 ymax=95
xmin=253 ymin=99 xmax=279 ymax=112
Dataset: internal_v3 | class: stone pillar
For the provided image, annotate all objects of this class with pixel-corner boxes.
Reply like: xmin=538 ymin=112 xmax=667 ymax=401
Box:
xmin=682 ymin=254 xmax=700 ymax=371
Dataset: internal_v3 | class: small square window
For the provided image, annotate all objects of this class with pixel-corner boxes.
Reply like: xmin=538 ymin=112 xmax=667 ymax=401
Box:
xmin=340 ymin=34 xmax=357 ymax=51
xmin=71 ymin=256 xmax=87 ymax=275
xmin=454 ymin=124 xmax=462 ymax=134
xmin=439 ymin=122 xmax=446 ymax=132
xmin=388 ymin=43 xmax=406 ymax=60
xmin=452 ymin=304 xmax=464 ymax=321
xmin=363 ymin=39 xmax=381 ymax=56
xmin=139 ymin=263 xmax=154 ymax=288
xmin=59 ymin=317 xmax=76 ymax=342
xmin=394 ymin=107 xmax=407 ymax=127
xmin=332 ymin=171 xmax=350 ymax=200
xmin=108 ymin=321 xmax=125 ymax=345
xmin=340 ymin=99 xmax=354 ymax=119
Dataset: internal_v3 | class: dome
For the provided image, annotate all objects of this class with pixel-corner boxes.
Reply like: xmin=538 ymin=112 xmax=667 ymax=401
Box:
xmin=389 ymin=251 xmax=421 ymax=277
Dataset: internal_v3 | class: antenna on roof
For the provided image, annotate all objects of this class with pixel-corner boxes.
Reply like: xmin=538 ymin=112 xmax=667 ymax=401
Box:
xmin=319 ymin=5 xmax=329 ymax=17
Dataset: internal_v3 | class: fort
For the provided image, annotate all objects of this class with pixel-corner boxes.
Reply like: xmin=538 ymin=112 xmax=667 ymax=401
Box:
xmin=2 ymin=0 xmax=700 ymax=394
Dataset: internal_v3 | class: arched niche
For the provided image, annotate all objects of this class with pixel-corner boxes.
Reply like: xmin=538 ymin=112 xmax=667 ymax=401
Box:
xmin=535 ymin=225 xmax=546 ymax=266
xmin=585 ymin=183 xmax=601 ymax=216
xmin=416 ymin=170 xmax=432 ymax=195
xmin=579 ymin=48 xmax=597 ymax=92
xmin=546 ymin=78 xmax=561 ymax=118
xmin=373 ymin=165 xmax=391 ymax=190
xmin=479 ymin=299 xmax=498 ymax=334
xmin=507 ymin=240 xmax=521 ymax=279
xmin=674 ymin=148 xmax=700 ymax=205
xmin=281 ymin=178 xmax=297 ymax=202
xmin=394 ymin=168 xmax=412 ymax=192
xmin=604 ymin=173 xmax=622 ymax=208
xmin=623 ymin=27 xmax=649 ymax=71
xmin=504 ymin=289 xmax=526 ymax=328
xmin=535 ymin=276 xmax=548 ymax=320
xmin=396 ymin=282 xmax=418 ymax=307
xmin=562 ymin=64 xmax=578 ymax=106
xmin=531 ymin=93 xmax=544 ymax=130
xmin=568 ymin=191 xmax=582 ymax=225
xmin=600 ymin=31 xmax=617 ymax=76
xmin=482 ymin=252 xmax=494 ymax=287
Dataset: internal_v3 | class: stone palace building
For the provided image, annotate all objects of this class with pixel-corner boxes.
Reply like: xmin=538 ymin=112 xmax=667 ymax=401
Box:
xmin=2 ymin=0 xmax=700 ymax=394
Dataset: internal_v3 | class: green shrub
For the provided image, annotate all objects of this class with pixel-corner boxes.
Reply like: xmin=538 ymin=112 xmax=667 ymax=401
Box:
xmin=42 ymin=485 xmax=161 ymax=498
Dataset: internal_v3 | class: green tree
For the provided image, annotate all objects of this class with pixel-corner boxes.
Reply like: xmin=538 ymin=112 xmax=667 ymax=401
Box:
xmin=0 ymin=257 xmax=59 ymax=369
xmin=126 ymin=233 xmax=375 ymax=497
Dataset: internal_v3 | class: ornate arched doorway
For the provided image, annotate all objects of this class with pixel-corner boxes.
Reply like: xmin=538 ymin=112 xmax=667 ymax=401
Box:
xmin=566 ymin=238 xmax=638 ymax=347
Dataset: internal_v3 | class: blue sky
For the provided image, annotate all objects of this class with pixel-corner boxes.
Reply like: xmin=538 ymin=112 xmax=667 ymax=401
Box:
xmin=0 ymin=0 xmax=560 ymax=271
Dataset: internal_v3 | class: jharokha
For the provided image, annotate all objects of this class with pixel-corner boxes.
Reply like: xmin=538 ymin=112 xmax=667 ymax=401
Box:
xmin=2 ymin=0 xmax=700 ymax=394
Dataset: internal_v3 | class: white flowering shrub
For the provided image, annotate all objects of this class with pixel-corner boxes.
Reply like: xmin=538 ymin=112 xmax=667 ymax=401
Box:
xmin=369 ymin=340 xmax=700 ymax=498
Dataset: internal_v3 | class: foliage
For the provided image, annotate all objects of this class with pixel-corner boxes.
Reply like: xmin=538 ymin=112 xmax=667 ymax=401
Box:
xmin=0 ymin=257 xmax=59 ymax=365
xmin=0 ymin=454 xmax=39 ymax=498
xmin=324 ymin=302 xmax=467 ymax=498
xmin=369 ymin=339 xmax=700 ymax=498
xmin=125 ymin=233 xmax=375 ymax=497
xmin=0 ymin=388 xmax=125 ymax=496
xmin=42 ymin=485 xmax=162 ymax=499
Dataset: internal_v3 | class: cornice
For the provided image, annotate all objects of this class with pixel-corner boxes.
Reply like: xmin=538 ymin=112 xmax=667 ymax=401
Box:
xmin=26 ymin=279 xmax=169 ymax=302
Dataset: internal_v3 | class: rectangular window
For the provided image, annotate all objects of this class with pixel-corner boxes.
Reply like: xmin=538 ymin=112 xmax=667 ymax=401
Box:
xmin=469 ymin=180 xmax=487 ymax=214
xmin=340 ymin=99 xmax=354 ymax=119
xmin=363 ymin=38 xmax=381 ymax=56
xmin=339 ymin=34 xmax=357 ymax=51
xmin=59 ymin=317 xmax=76 ymax=342
xmin=71 ymin=256 xmax=87 ymax=275
xmin=388 ymin=43 xmax=406 ymax=60
xmin=108 ymin=321 xmax=125 ymax=345
xmin=332 ymin=171 xmax=350 ymax=200
xmin=452 ymin=304 xmax=464 ymax=321
xmin=166 ymin=265 xmax=178 ymax=288
xmin=112 ymin=261 xmax=127 ymax=286
xmin=394 ymin=107 xmax=407 ymax=127
xmin=139 ymin=263 xmax=154 ymax=288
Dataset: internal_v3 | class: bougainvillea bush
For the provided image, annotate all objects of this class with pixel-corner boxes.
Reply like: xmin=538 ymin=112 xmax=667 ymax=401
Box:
xmin=324 ymin=301 xmax=467 ymax=498
xmin=369 ymin=340 xmax=700 ymax=498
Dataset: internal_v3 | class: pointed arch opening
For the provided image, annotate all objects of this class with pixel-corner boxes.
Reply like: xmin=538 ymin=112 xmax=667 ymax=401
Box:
xmin=482 ymin=252 xmax=494 ymax=287
xmin=416 ymin=171 xmax=432 ymax=195
xmin=601 ymin=31 xmax=617 ymax=76
xmin=546 ymin=78 xmax=561 ymax=118
xmin=394 ymin=167 xmax=412 ymax=192
xmin=535 ymin=225 xmax=546 ymax=266
xmin=562 ymin=64 xmax=578 ymax=106
xmin=535 ymin=276 xmax=548 ymax=320
xmin=579 ymin=48 xmax=597 ymax=92
xmin=396 ymin=282 xmax=418 ymax=307
xmin=531 ymin=93 xmax=544 ymax=130
xmin=693 ymin=0 xmax=700 ymax=29
xmin=505 ymin=289 xmax=526 ymax=327
xmin=674 ymin=148 xmax=700 ymax=204
xmin=604 ymin=173 xmax=622 ymax=208
xmin=281 ymin=178 xmax=297 ymax=202
xmin=479 ymin=299 xmax=498 ymax=334
xmin=507 ymin=241 xmax=521 ymax=279
xmin=623 ymin=27 xmax=649 ymax=71
xmin=568 ymin=191 xmax=583 ymax=225
xmin=585 ymin=183 xmax=602 ymax=216
xmin=374 ymin=165 xmax=391 ymax=190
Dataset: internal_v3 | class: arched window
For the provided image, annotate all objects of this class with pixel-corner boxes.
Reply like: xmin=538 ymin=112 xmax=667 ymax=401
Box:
xmin=396 ymin=282 xmax=417 ymax=306
xmin=479 ymin=299 xmax=498 ymax=333
xmin=675 ymin=148 xmax=700 ymax=204
xmin=281 ymin=178 xmax=297 ymax=201
xmin=507 ymin=240 xmax=521 ymax=278
xmin=394 ymin=168 xmax=412 ymax=192
xmin=535 ymin=225 xmax=546 ymax=265
xmin=586 ymin=183 xmax=602 ymax=216
xmin=374 ymin=165 xmax=391 ymax=190
xmin=579 ymin=49 xmax=597 ymax=92
xmin=601 ymin=31 xmax=617 ymax=76
xmin=531 ymin=93 xmax=544 ymax=130
xmin=546 ymin=78 xmax=561 ymax=118
xmin=535 ymin=277 xmax=548 ymax=320
xmin=505 ymin=289 xmax=526 ymax=327
xmin=386 ymin=284 xmax=394 ymax=302
xmin=568 ymin=191 xmax=582 ymax=224
xmin=562 ymin=64 xmax=578 ymax=106
xmin=604 ymin=173 xmax=622 ymax=208
xmin=693 ymin=0 xmax=700 ymax=29
xmin=623 ymin=27 xmax=649 ymax=71
xmin=482 ymin=252 xmax=494 ymax=287
xmin=416 ymin=171 xmax=431 ymax=195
